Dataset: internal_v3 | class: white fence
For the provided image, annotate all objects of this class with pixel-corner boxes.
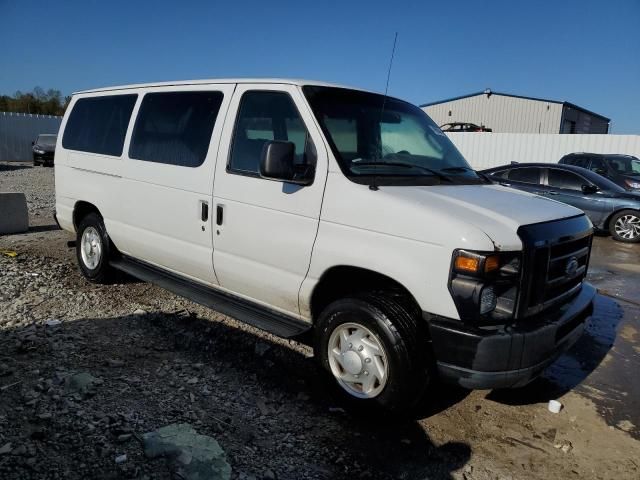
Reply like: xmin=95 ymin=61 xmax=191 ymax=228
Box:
xmin=446 ymin=133 xmax=640 ymax=170
xmin=0 ymin=112 xmax=62 ymax=162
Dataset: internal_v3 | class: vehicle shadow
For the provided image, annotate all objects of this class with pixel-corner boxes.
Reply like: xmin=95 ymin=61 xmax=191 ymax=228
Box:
xmin=0 ymin=162 xmax=32 ymax=171
xmin=487 ymin=294 xmax=623 ymax=405
xmin=0 ymin=311 xmax=472 ymax=480
xmin=28 ymin=224 xmax=61 ymax=233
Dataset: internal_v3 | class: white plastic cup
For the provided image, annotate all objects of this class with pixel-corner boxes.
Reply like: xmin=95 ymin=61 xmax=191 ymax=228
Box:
xmin=548 ymin=400 xmax=563 ymax=413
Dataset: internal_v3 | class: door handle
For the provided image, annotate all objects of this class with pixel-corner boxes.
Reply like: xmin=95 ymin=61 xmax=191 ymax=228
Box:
xmin=200 ymin=201 xmax=209 ymax=221
xmin=499 ymin=182 xmax=511 ymax=187
xmin=216 ymin=205 xmax=224 ymax=226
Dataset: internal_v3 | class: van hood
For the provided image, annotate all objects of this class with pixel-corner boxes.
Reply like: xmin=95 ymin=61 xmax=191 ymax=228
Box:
xmin=381 ymin=184 xmax=584 ymax=250
xmin=322 ymin=172 xmax=588 ymax=253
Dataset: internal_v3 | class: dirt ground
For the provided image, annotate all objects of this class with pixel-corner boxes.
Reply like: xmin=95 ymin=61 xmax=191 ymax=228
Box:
xmin=1 ymin=162 xmax=639 ymax=479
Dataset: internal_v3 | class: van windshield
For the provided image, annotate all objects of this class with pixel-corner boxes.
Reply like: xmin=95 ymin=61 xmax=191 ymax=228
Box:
xmin=303 ymin=86 xmax=484 ymax=186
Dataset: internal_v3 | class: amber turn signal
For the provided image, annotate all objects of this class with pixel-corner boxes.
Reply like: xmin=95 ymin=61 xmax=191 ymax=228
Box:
xmin=455 ymin=256 xmax=480 ymax=273
xmin=484 ymin=255 xmax=500 ymax=273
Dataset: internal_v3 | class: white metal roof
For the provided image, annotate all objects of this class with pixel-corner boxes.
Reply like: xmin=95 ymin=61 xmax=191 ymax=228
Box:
xmin=74 ymin=78 xmax=366 ymax=95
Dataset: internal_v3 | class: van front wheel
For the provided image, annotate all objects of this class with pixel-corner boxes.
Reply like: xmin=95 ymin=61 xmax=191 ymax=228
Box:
xmin=76 ymin=213 xmax=114 ymax=283
xmin=315 ymin=293 xmax=429 ymax=412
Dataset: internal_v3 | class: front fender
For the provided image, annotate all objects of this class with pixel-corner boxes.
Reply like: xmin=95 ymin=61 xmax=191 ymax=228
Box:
xmin=300 ymin=220 xmax=461 ymax=320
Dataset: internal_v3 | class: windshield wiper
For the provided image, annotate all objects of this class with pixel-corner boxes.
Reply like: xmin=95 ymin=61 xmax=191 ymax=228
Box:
xmin=353 ymin=161 xmax=453 ymax=182
xmin=439 ymin=166 xmax=491 ymax=183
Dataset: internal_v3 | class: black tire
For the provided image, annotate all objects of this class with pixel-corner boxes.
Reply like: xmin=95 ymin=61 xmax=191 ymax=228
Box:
xmin=609 ymin=209 xmax=640 ymax=243
xmin=75 ymin=212 xmax=115 ymax=283
xmin=315 ymin=292 xmax=430 ymax=412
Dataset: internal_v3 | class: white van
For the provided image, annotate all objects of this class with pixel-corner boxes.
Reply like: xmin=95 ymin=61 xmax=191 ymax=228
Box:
xmin=55 ymin=79 xmax=595 ymax=410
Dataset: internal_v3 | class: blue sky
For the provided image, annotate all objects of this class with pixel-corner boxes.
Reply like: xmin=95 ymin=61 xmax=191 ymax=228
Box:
xmin=1 ymin=0 xmax=638 ymax=133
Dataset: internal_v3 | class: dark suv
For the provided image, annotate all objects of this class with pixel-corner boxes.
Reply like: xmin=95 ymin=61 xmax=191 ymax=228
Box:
xmin=559 ymin=153 xmax=640 ymax=192
xmin=32 ymin=134 xmax=57 ymax=166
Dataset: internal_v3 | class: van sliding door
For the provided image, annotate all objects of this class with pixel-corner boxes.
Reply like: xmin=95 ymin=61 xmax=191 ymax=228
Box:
xmin=118 ymin=85 xmax=234 ymax=285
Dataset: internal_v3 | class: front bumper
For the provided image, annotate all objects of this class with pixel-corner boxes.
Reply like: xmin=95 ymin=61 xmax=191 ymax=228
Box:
xmin=33 ymin=152 xmax=54 ymax=163
xmin=426 ymin=282 xmax=596 ymax=389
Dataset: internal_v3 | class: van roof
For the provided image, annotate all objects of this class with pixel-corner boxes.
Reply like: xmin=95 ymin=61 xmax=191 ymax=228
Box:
xmin=74 ymin=78 xmax=366 ymax=95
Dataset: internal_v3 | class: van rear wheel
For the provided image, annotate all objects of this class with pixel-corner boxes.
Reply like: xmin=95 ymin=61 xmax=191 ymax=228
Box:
xmin=76 ymin=213 xmax=115 ymax=283
xmin=315 ymin=293 xmax=429 ymax=412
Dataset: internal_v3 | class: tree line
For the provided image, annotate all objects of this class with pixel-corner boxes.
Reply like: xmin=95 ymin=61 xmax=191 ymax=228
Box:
xmin=0 ymin=87 xmax=70 ymax=116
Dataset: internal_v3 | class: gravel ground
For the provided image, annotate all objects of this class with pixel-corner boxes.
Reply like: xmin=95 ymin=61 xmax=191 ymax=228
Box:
xmin=1 ymin=163 xmax=639 ymax=480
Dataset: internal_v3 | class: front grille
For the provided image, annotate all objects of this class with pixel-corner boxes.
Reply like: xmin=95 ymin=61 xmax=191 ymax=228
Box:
xmin=517 ymin=215 xmax=593 ymax=319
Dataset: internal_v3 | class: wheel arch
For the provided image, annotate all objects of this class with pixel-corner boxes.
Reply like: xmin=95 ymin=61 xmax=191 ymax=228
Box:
xmin=309 ymin=265 xmax=422 ymax=323
xmin=604 ymin=207 xmax=640 ymax=231
xmin=73 ymin=201 xmax=102 ymax=231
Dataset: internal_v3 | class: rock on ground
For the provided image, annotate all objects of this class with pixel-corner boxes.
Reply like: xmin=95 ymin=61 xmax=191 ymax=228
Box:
xmin=143 ymin=423 xmax=231 ymax=480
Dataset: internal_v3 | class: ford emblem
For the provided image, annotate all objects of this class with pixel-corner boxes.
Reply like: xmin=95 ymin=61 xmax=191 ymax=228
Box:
xmin=565 ymin=257 xmax=579 ymax=276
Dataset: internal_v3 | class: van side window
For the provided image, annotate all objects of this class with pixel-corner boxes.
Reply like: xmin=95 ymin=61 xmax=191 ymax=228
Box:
xmin=228 ymin=91 xmax=316 ymax=176
xmin=62 ymin=95 xmax=137 ymax=156
xmin=129 ymin=91 xmax=223 ymax=167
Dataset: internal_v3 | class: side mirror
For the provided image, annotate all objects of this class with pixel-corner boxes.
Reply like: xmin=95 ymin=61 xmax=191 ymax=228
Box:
xmin=582 ymin=184 xmax=599 ymax=194
xmin=260 ymin=141 xmax=311 ymax=185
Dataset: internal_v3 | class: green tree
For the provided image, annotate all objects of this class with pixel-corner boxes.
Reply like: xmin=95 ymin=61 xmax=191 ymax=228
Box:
xmin=1 ymin=87 xmax=68 ymax=115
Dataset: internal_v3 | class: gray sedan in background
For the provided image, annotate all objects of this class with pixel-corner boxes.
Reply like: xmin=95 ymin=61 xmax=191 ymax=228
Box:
xmin=481 ymin=163 xmax=640 ymax=243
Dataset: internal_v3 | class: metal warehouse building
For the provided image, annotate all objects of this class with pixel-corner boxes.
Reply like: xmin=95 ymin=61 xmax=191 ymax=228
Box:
xmin=421 ymin=89 xmax=610 ymax=134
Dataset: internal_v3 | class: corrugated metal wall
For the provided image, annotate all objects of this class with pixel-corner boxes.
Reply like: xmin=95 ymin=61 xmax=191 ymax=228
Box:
xmin=423 ymin=94 xmax=564 ymax=133
xmin=0 ymin=112 xmax=62 ymax=161
xmin=446 ymin=133 xmax=640 ymax=169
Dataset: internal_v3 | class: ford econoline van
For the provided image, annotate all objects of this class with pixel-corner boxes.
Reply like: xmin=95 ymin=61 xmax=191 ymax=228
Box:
xmin=55 ymin=79 xmax=595 ymax=410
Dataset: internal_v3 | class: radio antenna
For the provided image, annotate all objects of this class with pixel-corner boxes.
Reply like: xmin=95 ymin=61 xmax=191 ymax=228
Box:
xmin=379 ymin=32 xmax=398 ymax=130
xmin=383 ymin=32 xmax=398 ymax=99
xmin=370 ymin=32 xmax=398 ymax=191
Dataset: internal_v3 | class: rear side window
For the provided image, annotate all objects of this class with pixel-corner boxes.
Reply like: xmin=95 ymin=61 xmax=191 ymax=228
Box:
xmin=508 ymin=167 xmax=540 ymax=184
xmin=129 ymin=91 xmax=224 ymax=167
xmin=561 ymin=156 xmax=591 ymax=168
xmin=548 ymin=169 xmax=586 ymax=191
xmin=228 ymin=91 xmax=315 ymax=175
xmin=63 ymin=95 xmax=137 ymax=156
xmin=589 ymin=157 xmax=607 ymax=173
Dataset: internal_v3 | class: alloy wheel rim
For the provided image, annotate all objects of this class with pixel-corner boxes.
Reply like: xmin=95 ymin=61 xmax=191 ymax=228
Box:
xmin=614 ymin=214 xmax=640 ymax=240
xmin=80 ymin=227 xmax=102 ymax=270
xmin=327 ymin=322 xmax=389 ymax=399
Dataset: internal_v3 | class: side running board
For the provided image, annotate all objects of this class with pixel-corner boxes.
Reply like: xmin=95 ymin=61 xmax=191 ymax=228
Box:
xmin=110 ymin=256 xmax=311 ymax=339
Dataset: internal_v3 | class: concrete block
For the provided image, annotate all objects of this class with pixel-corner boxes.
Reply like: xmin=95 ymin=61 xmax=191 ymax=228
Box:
xmin=0 ymin=192 xmax=29 ymax=234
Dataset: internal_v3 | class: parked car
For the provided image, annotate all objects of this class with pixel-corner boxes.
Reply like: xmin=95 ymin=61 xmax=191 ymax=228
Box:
xmin=32 ymin=134 xmax=57 ymax=166
xmin=482 ymin=163 xmax=640 ymax=242
xmin=439 ymin=122 xmax=492 ymax=132
xmin=55 ymin=79 xmax=595 ymax=410
xmin=559 ymin=152 xmax=640 ymax=192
